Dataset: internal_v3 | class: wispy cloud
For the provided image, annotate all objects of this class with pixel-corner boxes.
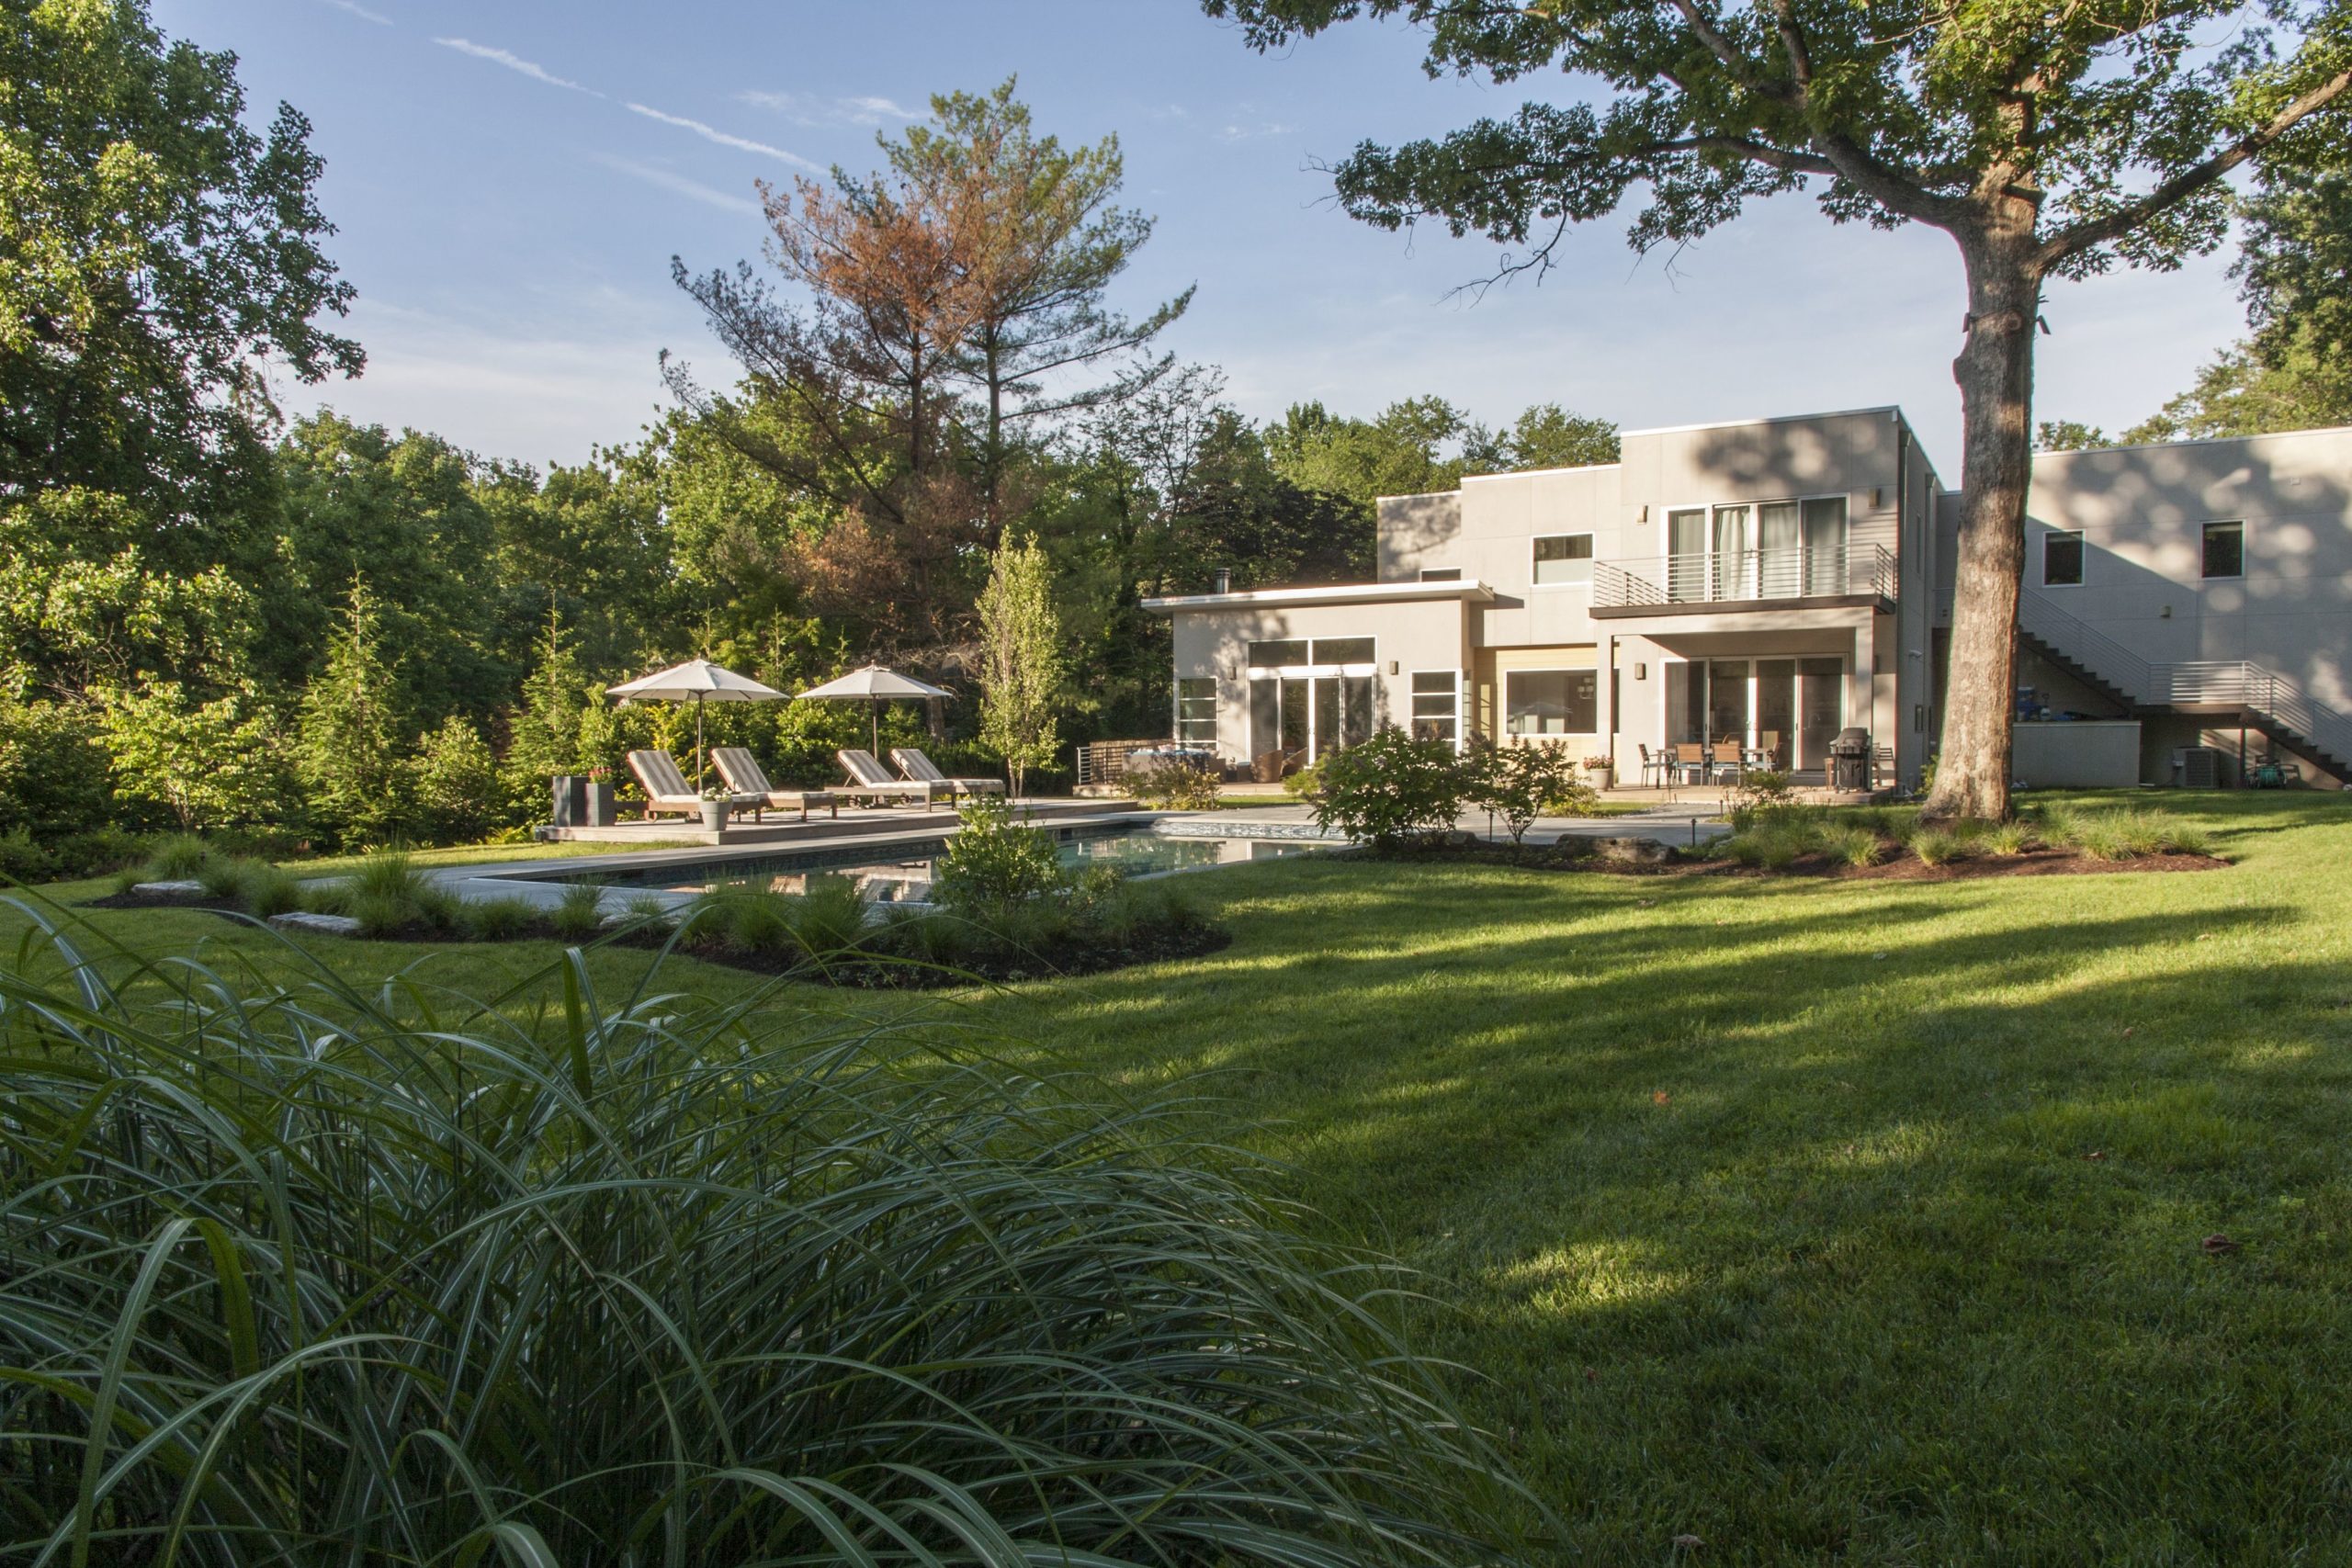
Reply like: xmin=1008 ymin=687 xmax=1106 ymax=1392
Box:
xmin=1217 ymin=120 xmax=1299 ymax=142
xmin=594 ymin=155 xmax=763 ymax=217
xmin=434 ymin=38 xmax=597 ymax=95
xmin=736 ymin=90 xmax=922 ymax=128
xmin=626 ymin=103 xmax=818 ymax=168
xmin=319 ymin=0 xmax=392 ymax=24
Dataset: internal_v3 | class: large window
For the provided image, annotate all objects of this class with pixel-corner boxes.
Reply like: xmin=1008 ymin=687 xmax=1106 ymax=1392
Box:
xmin=1175 ymin=678 xmax=1216 ymax=743
xmin=1410 ymin=671 xmax=1459 ymax=745
xmin=1246 ymin=638 xmax=1308 ymax=668
xmin=2043 ymin=530 xmax=2085 ymax=586
xmin=1505 ymin=669 xmax=1597 ymax=736
xmin=2203 ymin=520 xmax=2245 ymax=579
xmin=1532 ymin=533 xmax=1594 ymax=585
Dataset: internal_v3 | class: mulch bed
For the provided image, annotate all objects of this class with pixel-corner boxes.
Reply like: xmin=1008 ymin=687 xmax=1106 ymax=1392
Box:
xmin=617 ymin=923 xmax=1234 ymax=988
xmin=82 ymin=887 xmax=246 ymax=914
xmin=1343 ymin=840 xmax=2228 ymax=881
xmin=80 ymin=886 xmax=1233 ymax=987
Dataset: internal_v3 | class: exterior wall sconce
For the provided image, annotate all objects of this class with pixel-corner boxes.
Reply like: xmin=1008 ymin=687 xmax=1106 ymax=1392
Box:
xmin=2160 ymin=604 xmax=2174 ymax=618
xmin=1871 ymin=486 xmax=1890 ymax=510
xmin=1636 ymin=504 xmax=1649 ymax=524
xmin=1388 ymin=660 xmax=1399 ymax=674
xmin=1634 ymin=661 xmax=1647 ymax=680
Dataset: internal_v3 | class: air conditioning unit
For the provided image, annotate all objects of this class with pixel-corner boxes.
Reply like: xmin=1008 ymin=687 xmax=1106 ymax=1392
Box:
xmin=2172 ymin=746 xmax=2222 ymax=789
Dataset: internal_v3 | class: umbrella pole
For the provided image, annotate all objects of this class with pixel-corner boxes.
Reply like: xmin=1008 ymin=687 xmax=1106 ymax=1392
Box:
xmin=696 ymin=694 xmax=707 ymax=789
xmin=871 ymin=699 xmax=880 ymax=758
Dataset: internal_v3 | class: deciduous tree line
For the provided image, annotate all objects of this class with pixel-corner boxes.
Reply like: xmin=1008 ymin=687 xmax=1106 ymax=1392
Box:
xmin=2 ymin=3 xmax=1616 ymax=866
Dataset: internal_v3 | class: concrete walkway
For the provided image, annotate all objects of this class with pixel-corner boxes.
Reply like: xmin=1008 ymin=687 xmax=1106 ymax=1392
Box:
xmin=1204 ymin=800 xmax=1730 ymax=851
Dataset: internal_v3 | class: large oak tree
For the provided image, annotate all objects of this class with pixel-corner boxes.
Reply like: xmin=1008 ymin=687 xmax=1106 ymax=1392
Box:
xmin=1206 ymin=0 xmax=2352 ymax=818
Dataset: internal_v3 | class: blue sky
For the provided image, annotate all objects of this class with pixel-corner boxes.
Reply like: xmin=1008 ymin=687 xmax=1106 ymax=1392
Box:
xmin=161 ymin=0 xmax=2250 ymax=479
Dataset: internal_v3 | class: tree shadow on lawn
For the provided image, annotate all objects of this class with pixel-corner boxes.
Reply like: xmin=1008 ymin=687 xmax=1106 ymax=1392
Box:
xmin=991 ymin=860 xmax=2352 ymax=1562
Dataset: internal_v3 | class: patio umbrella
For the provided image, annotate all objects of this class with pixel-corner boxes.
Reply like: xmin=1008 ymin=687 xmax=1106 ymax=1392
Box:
xmin=607 ymin=659 xmax=786 ymax=786
xmin=797 ymin=663 xmax=954 ymax=755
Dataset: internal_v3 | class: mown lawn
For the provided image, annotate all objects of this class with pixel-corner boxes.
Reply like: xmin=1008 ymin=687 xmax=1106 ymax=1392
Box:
xmin=10 ymin=790 xmax=2352 ymax=1563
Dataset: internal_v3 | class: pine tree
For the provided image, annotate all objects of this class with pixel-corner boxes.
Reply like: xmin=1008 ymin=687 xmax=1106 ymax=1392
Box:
xmin=976 ymin=532 xmax=1065 ymax=795
xmin=296 ymin=581 xmax=409 ymax=846
xmin=502 ymin=607 xmax=588 ymax=812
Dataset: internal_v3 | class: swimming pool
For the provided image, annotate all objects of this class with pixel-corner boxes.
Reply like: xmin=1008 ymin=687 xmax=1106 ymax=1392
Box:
xmin=519 ymin=824 xmax=1328 ymax=902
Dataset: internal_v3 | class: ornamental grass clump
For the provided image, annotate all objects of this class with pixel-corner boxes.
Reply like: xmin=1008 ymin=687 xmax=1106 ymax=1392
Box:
xmin=0 ymin=908 xmax=1537 ymax=1565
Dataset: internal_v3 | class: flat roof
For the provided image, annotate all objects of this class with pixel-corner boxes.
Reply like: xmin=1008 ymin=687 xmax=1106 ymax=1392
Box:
xmin=2030 ymin=421 xmax=2352 ymax=459
xmin=1141 ymin=579 xmax=1495 ymax=614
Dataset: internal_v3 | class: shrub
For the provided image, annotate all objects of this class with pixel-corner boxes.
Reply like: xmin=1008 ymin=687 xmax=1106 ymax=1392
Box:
xmin=548 ymin=881 xmax=609 ymax=941
xmin=1313 ymin=727 xmax=1471 ymax=848
xmin=409 ymin=714 xmax=505 ymax=844
xmin=197 ymin=856 xmax=305 ymax=918
xmin=1128 ymin=756 xmax=1223 ymax=809
xmin=2064 ymin=808 xmax=2196 ymax=862
xmin=0 ymin=927 xmax=1536 ymax=1564
xmin=1820 ymin=823 xmax=1885 ymax=868
xmin=619 ymin=893 xmax=675 ymax=933
xmin=323 ymin=852 xmax=461 ymax=934
xmin=143 ymin=832 xmax=216 ymax=881
xmin=791 ymin=872 xmax=870 ymax=953
xmin=462 ymin=897 xmax=538 ymax=941
xmin=932 ymin=794 xmax=1068 ymax=914
xmin=1906 ymin=826 xmax=1968 ymax=867
xmin=694 ymin=890 xmax=796 ymax=955
xmin=1981 ymin=821 xmax=2034 ymax=857
xmin=1281 ymin=759 xmax=1323 ymax=799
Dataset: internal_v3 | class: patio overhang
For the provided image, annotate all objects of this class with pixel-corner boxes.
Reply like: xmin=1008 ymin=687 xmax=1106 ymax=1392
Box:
xmin=1142 ymin=579 xmax=1495 ymax=614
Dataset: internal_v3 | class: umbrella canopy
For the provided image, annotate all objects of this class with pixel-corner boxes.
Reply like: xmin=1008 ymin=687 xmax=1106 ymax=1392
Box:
xmin=608 ymin=659 xmax=786 ymax=785
xmin=797 ymin=663 xmax=953 ymax=754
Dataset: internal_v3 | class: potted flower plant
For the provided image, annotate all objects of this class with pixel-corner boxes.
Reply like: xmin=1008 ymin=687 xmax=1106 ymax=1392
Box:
xmin=1581 ymin=752 xmax=1614 ymax=790
xmin=698 ymin=784 xmax=732 ymax=833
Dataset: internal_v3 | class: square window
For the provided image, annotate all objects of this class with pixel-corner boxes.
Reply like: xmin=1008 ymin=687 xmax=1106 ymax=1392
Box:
xmin=2043 ymin=530 xmax=2084 ymax=587
xmin=1175 ymin=678 xmax=1216 ymax=744
xmin=1505 ymin=669 xmax=1597 ymax=736
xmin=2202 ymin=521 xmax=2244 ymax=579
xmin=1532 ymin=534 xmax=1594 ymax=585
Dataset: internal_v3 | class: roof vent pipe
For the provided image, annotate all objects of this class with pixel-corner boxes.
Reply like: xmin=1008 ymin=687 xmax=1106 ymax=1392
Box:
xmin=1212 ymin=568 xmax=1231 ymax=594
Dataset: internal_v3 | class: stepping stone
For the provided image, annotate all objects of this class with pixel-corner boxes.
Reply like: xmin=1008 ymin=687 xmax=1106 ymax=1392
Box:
xmin=268 ymin=911 xmax=363 ymax=937
xmin=132 ymin=880 xmax=208 ymax=897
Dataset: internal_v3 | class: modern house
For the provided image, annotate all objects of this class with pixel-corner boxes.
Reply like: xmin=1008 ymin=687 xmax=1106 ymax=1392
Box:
xmin=1144 ymin=407 xmax=2352 ymax=790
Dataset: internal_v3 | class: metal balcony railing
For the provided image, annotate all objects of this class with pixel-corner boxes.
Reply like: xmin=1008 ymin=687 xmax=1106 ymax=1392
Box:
xmin=1592 ymin=544 xmax=1895 ymax=609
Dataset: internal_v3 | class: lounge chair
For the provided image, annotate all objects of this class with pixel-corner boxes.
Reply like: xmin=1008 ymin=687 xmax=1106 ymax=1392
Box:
xmin=836 ymin=749 xmax=950 ymax=809
xmin=710 ymin=748 xmax=840 ymax=820
xmin=889 ymin=747 xmax=1006 ymax=800
xmin=628 ymin=750 xmax=755 ymax=821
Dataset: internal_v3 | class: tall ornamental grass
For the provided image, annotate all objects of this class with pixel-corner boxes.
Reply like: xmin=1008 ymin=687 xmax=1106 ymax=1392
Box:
xmin=0 ymin=904 xmax=1540 ymax=1567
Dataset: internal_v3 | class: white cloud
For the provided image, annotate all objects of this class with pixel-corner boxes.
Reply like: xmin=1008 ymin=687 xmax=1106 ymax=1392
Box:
xmin=594 ymin=154 xmax=763 ymax=217
xmin=627 ymin=103 xmax=819 ymax=167
xmin=434 ymin=38 xmax=597 ymax=95
xmin=319 ymin=0 xmax=392 ymax=25
xmin=735 ymin=90 xmax=921 ymax=128
xmin=842 ymin=95 xmax=920 ymax=122
xmin=1217 ymin=120 xmax=1299 ymax=142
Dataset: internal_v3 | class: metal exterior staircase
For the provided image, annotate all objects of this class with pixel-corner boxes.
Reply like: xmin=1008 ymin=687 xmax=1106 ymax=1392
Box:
xmin=1965 ymin=588 xmax=2352 ymax=777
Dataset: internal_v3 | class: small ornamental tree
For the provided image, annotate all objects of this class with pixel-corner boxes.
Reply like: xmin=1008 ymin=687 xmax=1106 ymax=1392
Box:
xmin=98 ymin=682 xmax=289 ymax=832
xmin=1468 ymin=740 xmax=1579 ymax=851
xmin=1206 ymin=0 xmax=2352 ymax=820
xmin=1311 ymin=726 xmax=1470 ymax=846
xmin=977 ymin=531 xmax=1066 ymax=795
xmin=409 ymin=716 xmax=504 ymax=844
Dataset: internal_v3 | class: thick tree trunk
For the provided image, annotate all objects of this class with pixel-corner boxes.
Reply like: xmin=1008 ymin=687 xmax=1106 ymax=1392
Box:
xmin=1923 ymin=236 xmax=2041 ymax=822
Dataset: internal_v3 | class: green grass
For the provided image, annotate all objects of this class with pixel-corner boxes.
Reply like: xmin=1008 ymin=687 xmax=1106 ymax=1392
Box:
xmin=7 ymin=789 xmax=2351 ymax=1562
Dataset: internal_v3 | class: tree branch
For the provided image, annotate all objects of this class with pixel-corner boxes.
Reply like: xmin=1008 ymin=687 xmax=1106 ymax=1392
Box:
xmin=2039 ymin=67 xmax=2352 ymax=270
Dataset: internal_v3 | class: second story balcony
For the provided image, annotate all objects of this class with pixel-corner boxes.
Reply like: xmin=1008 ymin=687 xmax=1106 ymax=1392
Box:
xmin=1590 ymin=545 xmax=1896 ymax=618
